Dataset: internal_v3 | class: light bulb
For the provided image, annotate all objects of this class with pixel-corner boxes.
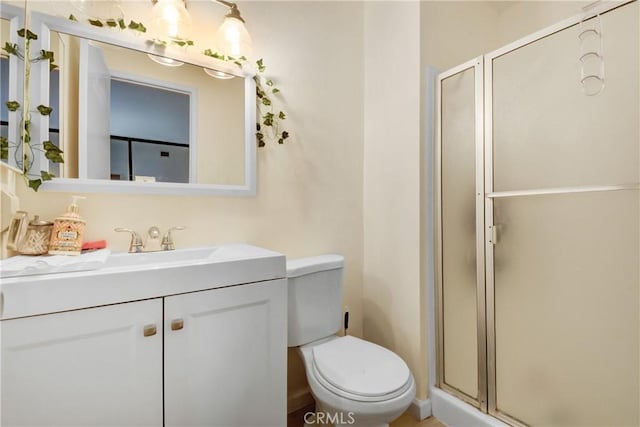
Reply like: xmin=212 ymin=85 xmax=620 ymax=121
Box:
xmin=215 ymin=16 xmax=252 ymax=58
xmin=150 ymin=0 xmax=192 ymax=42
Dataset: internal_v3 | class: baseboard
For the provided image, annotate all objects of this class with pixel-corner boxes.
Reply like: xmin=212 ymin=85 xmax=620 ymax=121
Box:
xmin=288 ymin=388 xmax=315 ymax=414
xmin=408 ymin=398 xmax=432 ymax=421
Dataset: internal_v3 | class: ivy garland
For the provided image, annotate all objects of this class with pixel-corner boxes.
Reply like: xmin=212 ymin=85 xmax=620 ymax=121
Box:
xmin=2 ymin=29 xmax=62 ymax=191
xmin=80 ymin=14 xmax=290 ymax=147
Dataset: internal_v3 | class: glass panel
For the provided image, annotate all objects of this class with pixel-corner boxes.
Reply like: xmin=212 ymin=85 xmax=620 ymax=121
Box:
xmin=441 ymin=66 xmax=478 ymax=399
xmin=493 ymin=190 xmax=639 ymax=426
xmin=492 ymin=2 xmax=639 ymax=191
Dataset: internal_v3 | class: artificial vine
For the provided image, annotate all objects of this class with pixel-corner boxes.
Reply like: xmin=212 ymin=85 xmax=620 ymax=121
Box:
xmin=75 ymin=14 xmax=290 ymax=147
xmin=1 ymin=28 xmax=63 ymax=191
xmin=203 ymin=51 xmax=289 ymax=146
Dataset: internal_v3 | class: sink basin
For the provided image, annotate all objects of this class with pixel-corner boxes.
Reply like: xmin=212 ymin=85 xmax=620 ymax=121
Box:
xmin=103 ymin=247 xmax=221 ymax=269
xmin=0 ymin=244 xmax=285 ymax=320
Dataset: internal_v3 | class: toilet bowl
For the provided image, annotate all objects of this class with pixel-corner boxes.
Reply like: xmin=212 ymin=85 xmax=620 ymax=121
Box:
xmin=287 ymin=255 xmax=416 ymax=427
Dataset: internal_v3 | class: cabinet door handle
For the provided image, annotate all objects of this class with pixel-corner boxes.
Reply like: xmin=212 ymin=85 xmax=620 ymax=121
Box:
xmin=143 ymin=324 xmax=157 ymax=337
xmin=171 ymin=318 xmax=184 ymax=331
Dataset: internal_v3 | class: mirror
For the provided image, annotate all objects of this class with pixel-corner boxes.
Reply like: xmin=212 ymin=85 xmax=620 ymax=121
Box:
xmin=1 ymin=2 xmax=25 ymax=171
xmin=25 ymin=7 xmax=256 ymax=195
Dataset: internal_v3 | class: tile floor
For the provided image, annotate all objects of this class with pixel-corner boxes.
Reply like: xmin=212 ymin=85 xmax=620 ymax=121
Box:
xmin=287 ymin=405 xmax=446 ymax=427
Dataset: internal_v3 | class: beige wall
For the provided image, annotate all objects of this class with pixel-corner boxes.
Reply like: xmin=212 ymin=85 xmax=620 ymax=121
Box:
xmin=362 ymin=1 xmax=425 ymax=400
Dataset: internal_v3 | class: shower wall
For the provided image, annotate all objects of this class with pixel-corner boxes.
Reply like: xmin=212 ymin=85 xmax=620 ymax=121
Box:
xmin=436 ymin=2 xmax=639 ymax=426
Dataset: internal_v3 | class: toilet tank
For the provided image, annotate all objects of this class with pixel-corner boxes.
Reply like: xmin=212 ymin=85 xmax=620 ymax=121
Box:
xmin=287 ymin=255 xmax=344 ymax=347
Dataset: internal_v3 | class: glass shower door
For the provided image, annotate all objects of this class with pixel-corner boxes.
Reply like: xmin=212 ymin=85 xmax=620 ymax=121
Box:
xmin=487 ymin=2 xmax=639 ymax=425
xmin=436 ymin=58 xmax=486 ymax=409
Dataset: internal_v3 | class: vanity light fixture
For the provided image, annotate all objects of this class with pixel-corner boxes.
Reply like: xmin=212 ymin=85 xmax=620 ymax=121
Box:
xmin=147 ymin=0 xmax=252 ymax=76
xmin=211 ymin=0 xmax=252 ymax=58
xmin=150 ymin=0 xmax=192 ymax=42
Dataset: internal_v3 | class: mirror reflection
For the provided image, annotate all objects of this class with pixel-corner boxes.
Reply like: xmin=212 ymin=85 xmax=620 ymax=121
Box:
xmin=1 ymin=4 xmax=25 ymax=169
xmin=47 ymin=31 xmax=247 ymax=185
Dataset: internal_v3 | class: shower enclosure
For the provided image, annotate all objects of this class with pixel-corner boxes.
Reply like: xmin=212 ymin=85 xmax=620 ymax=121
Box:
xmin=435 ymin=2 xmax=639 ymax=426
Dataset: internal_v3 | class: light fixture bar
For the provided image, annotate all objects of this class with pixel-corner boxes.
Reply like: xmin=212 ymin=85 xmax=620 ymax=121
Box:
xmin=212 ymin=0 xmax=245 ymax=22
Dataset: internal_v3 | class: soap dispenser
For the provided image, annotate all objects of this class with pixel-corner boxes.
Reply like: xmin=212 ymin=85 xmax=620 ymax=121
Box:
xmin=48 ymin=196 xmax=87 ymax=256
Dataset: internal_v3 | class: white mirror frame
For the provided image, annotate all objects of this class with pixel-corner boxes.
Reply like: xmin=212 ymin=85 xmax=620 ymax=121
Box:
xmin=29 ymin=11 xmax=257 ymax=196
xmin=2 ymin=3 xmax=25 ymax=171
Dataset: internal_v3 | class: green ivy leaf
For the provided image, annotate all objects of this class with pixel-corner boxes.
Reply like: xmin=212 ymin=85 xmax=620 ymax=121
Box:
xmin=278 ymin=111 xmax=286 ymax=120
xmin=266 ymin=80 xmax=274 ymax=87
xmin=262 ymin=112 xmax=274 ymax=127
xmin=39 ymin=50 xmax=55 ymax=62
xmin=261 ymin=97 xmax=272 ymax=106
xmin=105 ymin=19 xmax=118 ymax=28
xmin=37 ymin=105 xmax=53 ymax=116
xmin=6 ymin=100 xmax=20 ymax=112
xmin=272 ymin=88 xmax=280 ymax=94
xmin=256 ymin=132 xmax=265 ymax=147
xmin=172 ymin=40 xmax=194 ymax=47
xmin=17 ymin=28 xmax=38 ymax=40
xmin=0 ymin=136 xmax=8 ymax=160
xmin=281 ymin=131 xmax=290 ymax=140
xmin=233 ymin=61 xmax=243 ymax=68
xmin=89 ymin=19 xmax=104 ymax=27
xmin=28 ymin=179 xmax=42 ymax=191
xmin=45 ymin=151 xmax=64 ymax=163
xmin=40 ymin=170 xmax=54 ymax=181
xmin=69 ymin=14 xmax=78 ymax=22
xmin=204 ymin=49 xmax=226 ymax=60
xmin=3 ymin=42 xmax=18 ymax=56
xmin=128 ymin=21 xmax=147 ymax=32
xmin=118 ymin=18 xmax=126 ymax=29
xmin=43 ymin=141 xmax=62 ymax=153
xmin=256 ymin=58 xmax=266 ymax=73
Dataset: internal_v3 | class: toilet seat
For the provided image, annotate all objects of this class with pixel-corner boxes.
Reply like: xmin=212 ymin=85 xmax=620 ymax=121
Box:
xmin=310 ymin=336 xmax=412 ymax=402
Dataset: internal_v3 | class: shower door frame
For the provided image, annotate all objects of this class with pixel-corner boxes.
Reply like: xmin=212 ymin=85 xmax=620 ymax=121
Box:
xmin=435 ymin=1 xmax=638 ymax=426
xmin=434 ymin=56 xmax=487 ymax=412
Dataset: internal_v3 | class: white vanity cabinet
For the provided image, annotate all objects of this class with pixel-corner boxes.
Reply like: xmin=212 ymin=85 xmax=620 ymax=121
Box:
xmin=164 ymin=279 xmax=287 ymax=426
xmin=1 ymin=275 xmax=287 ymax=426
xmin=1 ymin=299 xmax=164 ymax=426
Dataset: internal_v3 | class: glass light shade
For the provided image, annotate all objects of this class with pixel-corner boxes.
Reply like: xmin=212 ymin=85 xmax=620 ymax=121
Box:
xmin=214 ymin=16 xmax=252 ymax=58
xmin=203 ymin=69 xmax=235 ymax=79
xmin=150 ymin=0 xmax=192 ymax=42
xmin=70 ymin=0 xmax=123 ymax=21
xmin=147 ymin=54 xmax=184 ymax=67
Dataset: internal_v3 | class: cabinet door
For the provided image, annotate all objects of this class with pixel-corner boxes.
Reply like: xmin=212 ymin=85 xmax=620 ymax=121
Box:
xmin=1 ymin=299 xmax=163 ymax=427
xmin=165 ymin=279 xmax=287 ymax=427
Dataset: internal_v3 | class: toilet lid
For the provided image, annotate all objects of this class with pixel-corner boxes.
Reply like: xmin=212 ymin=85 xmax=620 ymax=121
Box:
xmin=311 ymin=336 xmax=411 ymax=399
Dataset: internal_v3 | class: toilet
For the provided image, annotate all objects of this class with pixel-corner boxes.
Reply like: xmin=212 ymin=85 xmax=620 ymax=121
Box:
xmin=287 ymin=255 xmax=416 ymax=427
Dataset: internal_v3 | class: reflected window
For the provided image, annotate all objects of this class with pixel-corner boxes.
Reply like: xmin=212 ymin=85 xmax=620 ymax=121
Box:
xmin=109 ymin=79 xmax=190 ymax=183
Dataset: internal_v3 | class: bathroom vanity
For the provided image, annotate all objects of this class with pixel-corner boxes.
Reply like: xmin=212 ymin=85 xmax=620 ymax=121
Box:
xmin=0 ymin=244 xmax=287 ymax=426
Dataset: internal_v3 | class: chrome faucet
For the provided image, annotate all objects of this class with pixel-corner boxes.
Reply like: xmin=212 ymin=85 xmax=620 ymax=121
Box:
xmin=161 ymin=226 xmax=186 ymax=251
xmin=115 ymin=226 xmax=186 ymax=253
xmin=114 ymin=228 xmax=144 ymax=253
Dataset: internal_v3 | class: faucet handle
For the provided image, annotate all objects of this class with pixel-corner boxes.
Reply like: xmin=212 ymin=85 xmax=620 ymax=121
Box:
xmin=114 ymin=228 xmax=144 ymax=253
xmin=161 ymin=226 xmax=186 ymax=251
xmin=147 ymin=226 xmax=161 ymax=239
